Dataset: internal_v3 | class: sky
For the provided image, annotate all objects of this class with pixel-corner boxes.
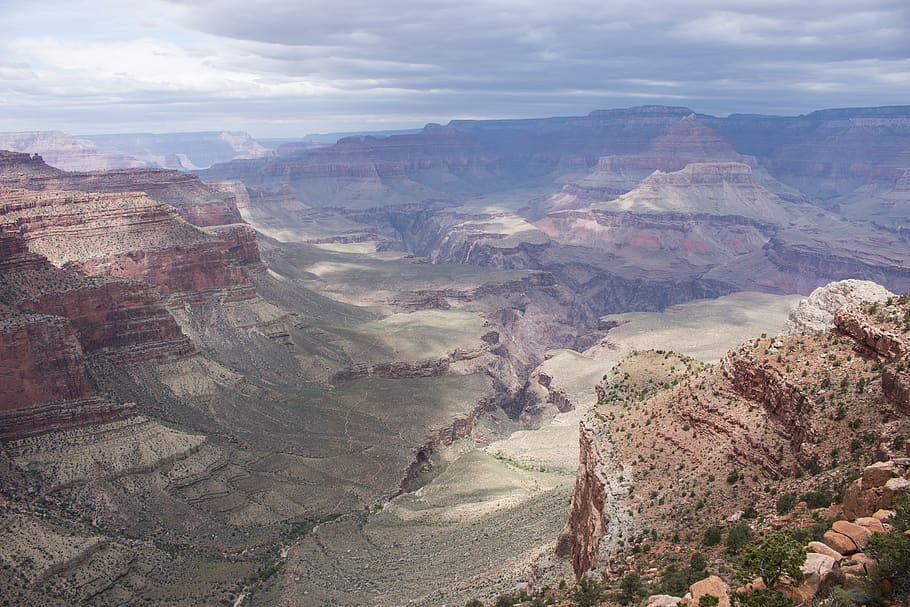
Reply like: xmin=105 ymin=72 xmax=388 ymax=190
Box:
xmin=1 ymin=0 xmax=908 ymax=138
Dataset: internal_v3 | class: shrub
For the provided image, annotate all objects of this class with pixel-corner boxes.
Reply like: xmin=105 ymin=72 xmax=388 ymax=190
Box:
xmin=494 ymin=594 xmax=517 ymax=607
xmin=465 ymin=600 xmax=483 ymax=607
xmin=689 ymin=552 xmax=707 ymax=575
xmin=735 ymin=531 xmax=805 ymax=588
xmin=775 ymin=492 xmax=797 ymax=515
xmin=699 ymin=596 xmax=720 ymax=607
xmin=731 ymin=588 xmax=795 ymax=607
xmin=659 ymin=565 xmax=689 ymax=596
xmin=866 ymin=521 xmax=910 ymax=600
xmin=800 ymin=487 xmax=834 ymax=509
xmin=617 ymin=572 xmax=644 ymax=605
xmin=703 ymin=526 xmax=723 ymax=546
xmin=572 ymin=575 xmax=605 ymax=607
xmin=726 ymin=521 xmax=753 ymax=554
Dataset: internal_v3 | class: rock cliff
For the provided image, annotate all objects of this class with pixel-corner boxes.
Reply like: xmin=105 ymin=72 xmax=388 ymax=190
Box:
xmin=787 ymin=279 xmax=895 ymax=334
xmin=0 ymin=184 xmax=259 ymax=304
xmin=559 ymin=291 xmax=910 ymax=578
xmin=0 ymin=311 xmax=136 ymax=439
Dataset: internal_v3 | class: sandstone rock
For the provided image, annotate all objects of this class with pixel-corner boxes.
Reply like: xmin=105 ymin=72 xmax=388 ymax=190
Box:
xmin=832 ymin=520 xmax=872 ymax=550
xmin=846 ymin=552 xmax=877 ymax=576
xmin=864 ymin=461 xmax=898 ymax=488
xmin=883 ymin=477 xmax=910 ymax=508
xmin=823 ymin=530 xmax=859 ymax=555
xmin=834 ymin=308 xmax=906 ymax=360
xmin=784 ymin=552 xmax=842 ymax=604
xmin=786 ymin=280 xmax=894 ymax=335
xmin=873 ymin=509 xmax=896 ymax=522
xmin=807 ymin=541 xmax=843 ymax=560
xmin=843 ymin=572 xmax=873 ymax=591
xmin=882 ymin=365 xmax=910 ymax=412
xmin=854 ymin=517 xmax=887 ymax=534
xmin=646 ymin=595 xmax=683 ymax=607
xmin=802 ymin=552 xmax=837 ymax=577
xmin=688 ymin=575 xmax=730 ymax=607
xmin=844 ymin=478 xmax=881 ymax=520
xmin=557 ymin=421 xmax=608 ymax=577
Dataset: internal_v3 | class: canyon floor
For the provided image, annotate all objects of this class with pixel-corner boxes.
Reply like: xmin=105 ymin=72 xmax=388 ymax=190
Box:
xmin=246 ymin=237 xmax=802 ymax=606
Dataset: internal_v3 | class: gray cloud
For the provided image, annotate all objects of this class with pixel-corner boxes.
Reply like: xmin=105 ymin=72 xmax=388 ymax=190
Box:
xmin=0 ymin=0 xmax=907 ymax=136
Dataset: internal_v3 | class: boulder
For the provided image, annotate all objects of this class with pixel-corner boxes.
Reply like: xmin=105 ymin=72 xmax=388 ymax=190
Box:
xmin=735 ymin=578 xmax=765 ymax=595
xmin=882 ymin=477 xmax=910 ymax=507
xmin=843 ymin=478 xmax=880 ymax=520
xmin=842 ymin=552 xmax=877 ymax=577
xmin=843 ymin=572 xmax=874 ymax=592
xmin=688 ymin=575 xmax=730 ymax=607
xmin=823 ymin=529 xmax=859 ymax=555
xmin=854 ymin=517 xmax=886 ymax=534
xmin=802 ymin=552 xmax=837 ymax=577
xmin=646 ymin=595 xmax=683 ymax=607
xmin=832 ymin=520 xmax=872 ymax=550
xmin=781 ymin=553 xmax=842 ymax=604
xmin=807 ymin=541 xmax=843 ymax=560
xmin=872 ymin=508 xmax=896 ymax=523
xmin=863 ymin=461 xmax=898 ymax=488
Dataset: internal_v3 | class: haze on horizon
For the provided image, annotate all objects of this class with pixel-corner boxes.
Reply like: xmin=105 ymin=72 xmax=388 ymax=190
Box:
xmin=1 ymin=0 xmax=908 ymax=138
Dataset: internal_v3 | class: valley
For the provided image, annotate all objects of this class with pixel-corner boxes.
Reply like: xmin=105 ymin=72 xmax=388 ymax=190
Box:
xmin=1 ymin=105 xmax=909 ymax=606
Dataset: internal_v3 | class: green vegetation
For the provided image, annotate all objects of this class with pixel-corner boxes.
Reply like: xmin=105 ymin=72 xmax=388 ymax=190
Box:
xmin=866 ymin=494 xmax=910 ymax=601
xmin=703 ymin=525 xmax=723 ymax=546
xmin=725 ymin=521 xmax=753 ymax=554
xmin=616 ymin=572 xmax=645 ymax=605
xmin=775 ymin=492 xmax=797 ymax=515
xmin=572 ymin=575 xmax=606 ymax=607
xmin=731 ymin=588 xmax=795 ymax=607
xmin=734 ymin=531 xmax=805 ymax=588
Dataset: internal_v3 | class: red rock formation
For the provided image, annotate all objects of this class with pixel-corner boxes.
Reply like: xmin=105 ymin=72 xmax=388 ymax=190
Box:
xmin=834 ymin=308 xmax=907 ymax=360
xmin=1 ymin=151 xmax=244 ymax=228
xmin=721 ymin=348 xmax=816 ymax=449
xmin=557 ymin=419 xmax=609 ymax=577
xmin=1 ymin=222 xmax=194 ymax=364
xmin=0 ymin=312 xmax=135 ymax=439
xmin=882 ymin=366 xmax=910 ymax=412
xmin=24 ymin=282 xmax=195 ymax=363
xmin=0 ymin=185 xmax=259 ymax=304
xmin=843 ymin=460 xmax=910 ymax=519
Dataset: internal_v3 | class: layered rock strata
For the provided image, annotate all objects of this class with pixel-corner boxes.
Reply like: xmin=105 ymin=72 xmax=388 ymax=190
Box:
xmin=559 ymin=293 xmax=910 ymax=579
xmin=0 ymin=184 xmax=259 ymax=304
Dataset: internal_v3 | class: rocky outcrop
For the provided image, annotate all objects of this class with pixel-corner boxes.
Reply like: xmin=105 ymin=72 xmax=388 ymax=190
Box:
xmin=556 ymin=419 xmax=609 ymax=577
xmin=787 ymin=280 xmax=895 ymax=334
xmin=332 ymin=358 xmax=452 ymax=382
xmin=1 ymin=150 xmax=249 ymax=228
xmin=24 ymin=281 xmax=195 ymax=363
xmin=688 ymin=575 xmax=731 ymax=607
xmin=396 ymin=396 xmax=496 ymax=495
xmin=0 ymin=185 xmax=259 ymax=304
xmin=721 ymin=348 xmax=815 ymax=449
xmin=843 ymin=459 xmax=910 ymax=520
xmin=0 ymin=312 xmax=136 ymax=439
xmin=1 ymin=226 xmax=195 ymax=364
xmin=883 ymin=365 xmax=910 ymax=411
xmin=765 ymin=236 xmax=910 ymax=294
xmin=834 ymin=308 xmax=907 ymax=360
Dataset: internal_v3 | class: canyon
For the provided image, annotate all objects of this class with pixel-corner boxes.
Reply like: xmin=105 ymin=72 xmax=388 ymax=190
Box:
xmin=0 ymin=105 xmax=909 ymax=606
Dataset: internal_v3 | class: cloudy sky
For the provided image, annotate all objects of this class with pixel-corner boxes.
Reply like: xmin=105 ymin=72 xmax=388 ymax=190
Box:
xmin=1 ymin=0 xmax=908 ymax=137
